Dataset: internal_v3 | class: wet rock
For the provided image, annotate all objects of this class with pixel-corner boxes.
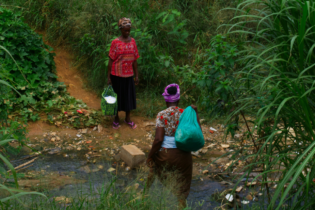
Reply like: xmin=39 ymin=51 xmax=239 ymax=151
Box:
xmin=48 ymin=147 xmax=61 ymax=154
xmin=114 ymin=153 xmax=121 ymax=161
xmin=234 ymin=134 xmax=243 ymax=140
xmin=116 ymin=179 xmax=125 ymax=187
xmin=54 ymin=196 xmax=73 ymax=204
xmin=210 ymin=157 xmax=229 ymax=164
xmin=208 ymin=150 xmax=226 ymax=157
xmin=79 ymin=165 xmax=91 ymax=173
xmin=120 ymin=145 xmax=145 ymax=168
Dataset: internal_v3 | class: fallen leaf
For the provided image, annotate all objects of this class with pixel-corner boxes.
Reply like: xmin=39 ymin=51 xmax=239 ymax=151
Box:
xmin=54 ymin=196 xmax=73 ymax=204
xmin=201 ymin=148 xmax=208 ymax=154
xmin=98 ymin=124 xmax=103 ymax=133
xmin=81 ymin=129 xmax=88 ymax=134
xmin=107 ymin=167 xmax=116 ymax=172
xmin=220 ymin=181 xmax=233 ymax=185
xmin=86 ymin=140 xmax=92 ymax=144
xmin=221 ymin=144 xmax=230 ymax=148
xmin=246 ymin=181 xmax=257 ymax=187
xmin=245 ymin=194 xmax=253 ymax=201
xmin=55 ymin=121 xmax=62 ymax=127
xmin=236 ymin=186 xmax=243 ymax=193
xmin=202 ymin=170 xmax=209 ymax=174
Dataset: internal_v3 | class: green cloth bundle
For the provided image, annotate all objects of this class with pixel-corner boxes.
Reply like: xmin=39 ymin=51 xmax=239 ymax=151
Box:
xmin=175 ymin=106 xmax=205 ymax=152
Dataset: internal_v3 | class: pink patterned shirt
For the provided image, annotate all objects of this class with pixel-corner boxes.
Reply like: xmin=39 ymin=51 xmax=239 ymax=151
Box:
xmin=109 ymin=38 xmax=140 ymax=77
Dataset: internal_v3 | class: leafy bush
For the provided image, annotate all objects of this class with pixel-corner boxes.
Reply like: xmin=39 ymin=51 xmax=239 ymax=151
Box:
xmin=0 ymin=8 xmax=106 ymax=127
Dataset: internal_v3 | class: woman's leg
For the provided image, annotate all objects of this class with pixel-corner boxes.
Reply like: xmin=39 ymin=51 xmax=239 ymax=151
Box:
xmin=125 ymin=111 xmax=131 ymax=122
xmin=125 ymin=111 xmax=137 ymax=128
xmin=114 ymin=112 xmax=119 ymax=123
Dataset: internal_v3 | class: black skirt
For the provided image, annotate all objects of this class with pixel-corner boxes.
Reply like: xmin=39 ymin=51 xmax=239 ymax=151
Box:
xmin=110 ymin=74 xmax=136 ymax=112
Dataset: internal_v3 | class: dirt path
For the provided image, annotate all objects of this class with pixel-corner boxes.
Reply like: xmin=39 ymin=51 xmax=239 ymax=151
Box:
xmin=53 ymin=48 xmax=101 ymax=110
xmin=27 ymin=34 xmax=155 ymax=152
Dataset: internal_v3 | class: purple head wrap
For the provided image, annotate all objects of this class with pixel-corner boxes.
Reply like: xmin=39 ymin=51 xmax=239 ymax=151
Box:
xmin=162 ymin=83 xmax=180 ymax=102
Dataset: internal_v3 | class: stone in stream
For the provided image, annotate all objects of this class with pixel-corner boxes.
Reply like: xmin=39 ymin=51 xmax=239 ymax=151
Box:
xmin=120 ymin=145 xmax=145 ymax=168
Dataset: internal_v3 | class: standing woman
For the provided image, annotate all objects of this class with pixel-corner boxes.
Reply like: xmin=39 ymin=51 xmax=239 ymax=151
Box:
xmin=108 ymin=18 xmax=139 ymax=129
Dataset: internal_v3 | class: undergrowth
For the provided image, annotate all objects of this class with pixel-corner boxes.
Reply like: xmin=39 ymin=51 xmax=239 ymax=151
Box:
xmin=0 ymin=8 xmax=108 ymax=128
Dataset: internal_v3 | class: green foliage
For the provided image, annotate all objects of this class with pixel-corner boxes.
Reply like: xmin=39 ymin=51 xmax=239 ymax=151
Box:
xmin=222 ymin=0 xmax=315 ymax=209
xmin=197 ymin=35 xmax=240 ymax=112
xmin=0 ymin=8 xmax=56 ymax=86
xmin=1 ymin=0 xmax=236 ymax=94
xmin=0 ymin=8 xmax=106 ymax=128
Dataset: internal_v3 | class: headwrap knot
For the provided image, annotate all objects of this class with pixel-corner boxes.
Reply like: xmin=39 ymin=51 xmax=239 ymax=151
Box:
xmin=162 ymin=84 xmax=180 ymax=102
xmin=118 ymin=17 xmax=131 ymax=29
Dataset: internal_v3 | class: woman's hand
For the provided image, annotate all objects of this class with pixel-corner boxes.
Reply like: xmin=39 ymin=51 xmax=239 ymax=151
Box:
xmin=135 ymin=76 xmax=139 ymax=85
xmin=107 ymin=77 xmax=112 ymax=85
xmin=146 ymin=158 xmax=154 ymax=168
xmin=191 ymin=104 xmax=198 ymax=112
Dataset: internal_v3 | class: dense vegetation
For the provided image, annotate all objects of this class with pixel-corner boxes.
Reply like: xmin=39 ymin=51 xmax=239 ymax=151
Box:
xmin=2 ymin=0 xmax=239 ymax=118
xmin=2 ymin=0 xmax=315 ymax=209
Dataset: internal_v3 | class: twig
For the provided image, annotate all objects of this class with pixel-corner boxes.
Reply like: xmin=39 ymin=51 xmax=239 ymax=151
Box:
xmin=7 ymin=157 xmax=38 ymax=173
xmin=239 ymin=111 xmax=259 ymax=152
xmin=15 ymin=164 xmax=33 ymax=173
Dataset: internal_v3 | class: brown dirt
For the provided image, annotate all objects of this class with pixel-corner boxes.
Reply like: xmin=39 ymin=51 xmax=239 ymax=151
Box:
xmin=53 ymin=47 xmax=102 ymax=110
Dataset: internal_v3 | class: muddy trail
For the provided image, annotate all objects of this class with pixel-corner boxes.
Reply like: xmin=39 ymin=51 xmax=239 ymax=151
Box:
xmin=5 ymin=35 xmax=270 ymax=209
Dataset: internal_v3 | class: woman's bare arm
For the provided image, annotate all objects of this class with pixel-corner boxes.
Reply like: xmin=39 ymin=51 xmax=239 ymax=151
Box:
xmin=133 ymin=60 xmax=139 ymax=85
xmin=107 ymin=58 xmax=113 ymax=85
xmin=147 ymin=127 xmax=165 ymax=165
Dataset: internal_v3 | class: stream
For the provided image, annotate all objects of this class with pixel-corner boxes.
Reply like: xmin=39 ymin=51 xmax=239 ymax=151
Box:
xmin=2 ymin=149 xmax=269 ymax=210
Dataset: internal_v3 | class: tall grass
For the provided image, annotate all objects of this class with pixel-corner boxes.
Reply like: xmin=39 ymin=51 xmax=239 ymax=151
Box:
xmin=222 ymin=0 xmax=315 ymax=209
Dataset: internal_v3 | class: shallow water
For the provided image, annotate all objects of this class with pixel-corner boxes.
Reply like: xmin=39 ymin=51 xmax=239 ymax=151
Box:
xmin=3 ymin=150 xmax=268 ymax=209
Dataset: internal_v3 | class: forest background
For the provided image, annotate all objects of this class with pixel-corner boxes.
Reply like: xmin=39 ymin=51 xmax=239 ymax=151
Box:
xmin=1 ymin=0 xmax=315 ymax=209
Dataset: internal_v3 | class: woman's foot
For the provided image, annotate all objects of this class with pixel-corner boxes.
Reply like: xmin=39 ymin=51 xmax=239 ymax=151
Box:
xmin=124 ymin=120 xmax=137 ymax=129
xmin=113 ymin=121 xmax=120 ymax=129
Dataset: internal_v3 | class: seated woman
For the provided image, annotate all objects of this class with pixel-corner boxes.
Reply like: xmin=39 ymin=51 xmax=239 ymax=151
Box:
xmin=146 ymin=83 xmax=202 ymax=208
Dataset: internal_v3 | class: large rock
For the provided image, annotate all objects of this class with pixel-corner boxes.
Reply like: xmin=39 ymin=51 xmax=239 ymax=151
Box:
xmin=120 ymin=145 xmax=145 ymax=168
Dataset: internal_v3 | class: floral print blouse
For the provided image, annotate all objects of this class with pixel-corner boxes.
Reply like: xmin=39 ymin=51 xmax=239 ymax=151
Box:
xmin=156 ymin=106 xmax=184 ymax=136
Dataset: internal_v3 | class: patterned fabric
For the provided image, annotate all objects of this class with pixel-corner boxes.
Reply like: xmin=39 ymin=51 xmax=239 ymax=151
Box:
xmin=109 ymin=38 xmax=140 ymax=77
xmin=156 ymin=106 xmax=184 ymax=136
xmin=118 ymin=17 xmax=131 ymax=28
xmin=162 ymin=83 xmax=180 ymax=102
xmin=101 ymin=86 xmax=118 ymax=116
